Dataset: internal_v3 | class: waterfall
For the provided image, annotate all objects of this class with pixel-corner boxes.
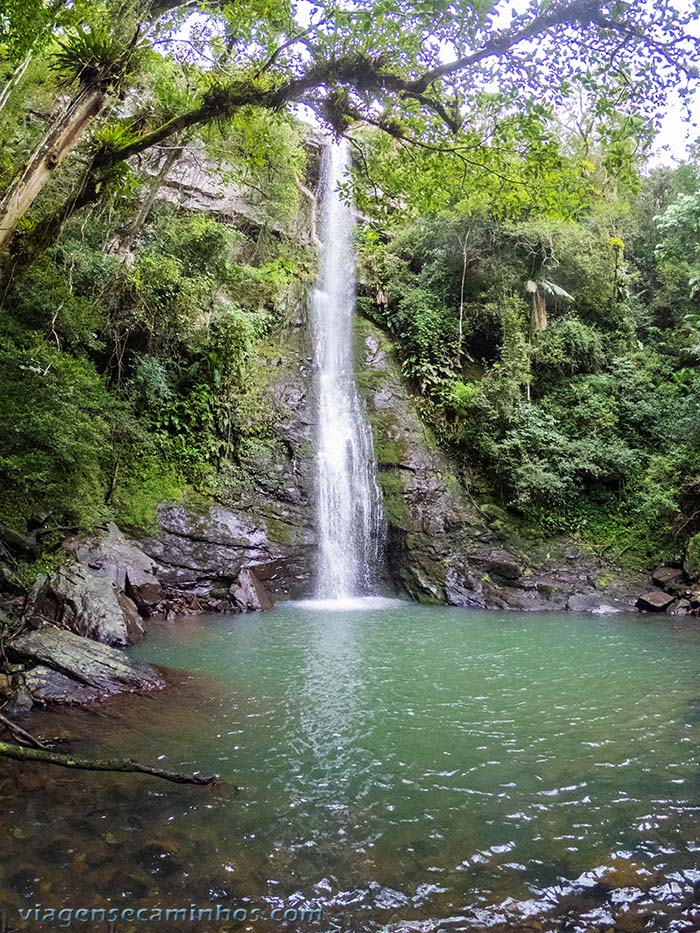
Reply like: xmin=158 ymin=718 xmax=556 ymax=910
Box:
xmin=310 ymin=140 xmax=383 ymax=600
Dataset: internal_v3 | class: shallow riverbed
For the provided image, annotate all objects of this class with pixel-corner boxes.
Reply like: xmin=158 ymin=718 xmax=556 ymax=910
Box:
xmin=2 ymin=601 xmax=700 ymax=931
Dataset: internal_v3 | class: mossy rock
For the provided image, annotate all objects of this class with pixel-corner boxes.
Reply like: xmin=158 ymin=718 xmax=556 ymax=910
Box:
xmin=377 ymin=471 xmax=411 ymax=529
xmin=265 ymin=516 xmax=294 ymax=546
xmin=371 ymin=412 xmax=408 ymax=464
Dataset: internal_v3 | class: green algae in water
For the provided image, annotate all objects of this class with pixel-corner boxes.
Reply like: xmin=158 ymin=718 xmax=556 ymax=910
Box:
xmin=3 ymin=603 xmax=700 ymax=932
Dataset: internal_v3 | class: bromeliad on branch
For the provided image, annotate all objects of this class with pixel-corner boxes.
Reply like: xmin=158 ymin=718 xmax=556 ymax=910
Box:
xmin=0 ymin=0 xmax=697 ymax=275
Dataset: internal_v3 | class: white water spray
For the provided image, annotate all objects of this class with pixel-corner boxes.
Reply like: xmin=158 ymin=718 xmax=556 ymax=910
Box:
xmin=310 ymin=141 xmax=383 ymax=599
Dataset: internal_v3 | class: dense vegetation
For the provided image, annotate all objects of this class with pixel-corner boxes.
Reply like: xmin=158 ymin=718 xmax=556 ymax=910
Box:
xmin=354 ymin=148 xmax=700 ymax=565
xmin=0 ymin=0 xmax=698 ymax=576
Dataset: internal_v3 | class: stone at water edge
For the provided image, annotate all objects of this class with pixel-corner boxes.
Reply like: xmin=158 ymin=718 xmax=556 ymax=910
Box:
xmin=668 ymin=598 xmax=692 ymax=615
xmin=9 ymin=624 xmax=165 ymax=705
xmin=39 ymin=562 xmax=144 ymax=647
xmin=566 ymin=593 xmax=618 ymax=613
xmin=651 ymin=566 xmax=686 ymax=590
xmin=230 ymin=568 xmax=275 ymax=612
xmin=23 ymin=666 xmax=103 ymax=704
xmin=124 ymin=565 xmax=162 ymax=609
xmin=636 ymin=590 xmax=676 ymax=613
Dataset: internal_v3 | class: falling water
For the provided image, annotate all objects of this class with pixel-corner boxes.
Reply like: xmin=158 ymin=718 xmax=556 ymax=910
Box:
xmin=310 ymin=141 xmax=383 ymax=599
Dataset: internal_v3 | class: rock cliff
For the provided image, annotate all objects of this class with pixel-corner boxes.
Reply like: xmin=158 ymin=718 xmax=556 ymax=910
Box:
xmin=355 ymin=318 xmax=647 ymax=612
xmin=137 ymin=312 xmax=317 ymax=608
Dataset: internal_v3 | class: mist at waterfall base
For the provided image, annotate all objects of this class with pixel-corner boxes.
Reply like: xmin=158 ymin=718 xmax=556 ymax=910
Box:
xmin=309 ymin=141 xmax=385 ymax=606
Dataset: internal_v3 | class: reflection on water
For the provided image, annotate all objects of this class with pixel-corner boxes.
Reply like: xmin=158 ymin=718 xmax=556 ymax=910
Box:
xmin=1 ymin=603 xmax=700 ymax=931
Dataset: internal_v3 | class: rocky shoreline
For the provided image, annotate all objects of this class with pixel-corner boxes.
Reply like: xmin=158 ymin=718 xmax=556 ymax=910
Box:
xmin=0 ymin=315 xmax=697 ymax=716
xmin=1 ymin=501 xmax=696 ymax=716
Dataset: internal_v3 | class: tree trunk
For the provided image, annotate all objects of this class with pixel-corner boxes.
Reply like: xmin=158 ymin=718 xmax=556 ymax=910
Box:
xmin=457 ymin=230 xmax=469 ymax=365
xmin=531 ymin=289 xmax=547 ymax=333
xmin=0 ymin=50 xmax=34 ymax=116
xmin=0 ymin=740 xmax=218 ymax=785
xmin=110 ymin=140 xmax=185 ymax=255
xmin=0 ymin=83 xmax=105 ymax=252
xmin=295 ymin=177 xmax=321 ymax=247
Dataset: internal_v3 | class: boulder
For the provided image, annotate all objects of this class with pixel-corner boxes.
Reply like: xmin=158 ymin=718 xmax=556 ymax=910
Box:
xmin=636 ymin=590 xmax=676 ymax=613
xmin=9 ymin=625 xmax=165 ymax=705
xmin=125 ymin=566 xmax=162 ymax=609
xmin=40 ymin=562 xmax=143 ymax=646
xmin=479 ymin=549 xmax=523 ymax=582
xmin=230 ymin=568 xmax=274 ymax=612
xmin=68 ymin=523 xmax=161 ymax=604
xmin=668 ymin=598 xmax=691 ymax=615
xmin=651 ymin=566 xmax=686 ymax=590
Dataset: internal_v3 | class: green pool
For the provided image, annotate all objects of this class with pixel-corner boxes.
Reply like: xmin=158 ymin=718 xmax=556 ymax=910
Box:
xmin=2 ymin=601 xmax=700 ymax=931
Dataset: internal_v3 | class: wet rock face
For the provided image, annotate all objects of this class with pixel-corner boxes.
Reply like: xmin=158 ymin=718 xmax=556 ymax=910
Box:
xmin=139 ymin=500 xmax=313 ymax=603
xmin=138 ymin=326 xmax=317 ymax=604
xmin=357 ymin=319 xmax=645 ymax=613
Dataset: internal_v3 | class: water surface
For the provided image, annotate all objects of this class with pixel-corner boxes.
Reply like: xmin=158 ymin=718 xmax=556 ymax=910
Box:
xmin=2 ymin=602 xmax=700 ymax=931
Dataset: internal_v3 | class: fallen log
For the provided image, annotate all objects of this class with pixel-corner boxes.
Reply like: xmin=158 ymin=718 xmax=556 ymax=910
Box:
xmin=0 ymin=740 xmax=218 ymax=785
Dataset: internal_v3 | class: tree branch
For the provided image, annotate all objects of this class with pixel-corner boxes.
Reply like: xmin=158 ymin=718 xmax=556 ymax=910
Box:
xmin=0 ymin=712 xmax=49 ymax=749
xmin=0 ymin=740 xmax=219 ymax=785
xmin=407 ymin=0 xmax=607 ymax=93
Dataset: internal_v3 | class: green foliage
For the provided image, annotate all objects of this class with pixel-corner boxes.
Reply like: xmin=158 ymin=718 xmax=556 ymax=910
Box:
xmin=111 ymin=448 xmax=184 ymax=532
xmin=51 ymin=22 xmax=139 ymax=88
xmin=0 ymin=322 xmax=114 ymax=528
xmin=0 ymin=92 xmax=308 ymax=537
xmin=532 ymin=317 xmax=606 ymax=380
xmin=358 ymin=151 xmax=700 ymax=566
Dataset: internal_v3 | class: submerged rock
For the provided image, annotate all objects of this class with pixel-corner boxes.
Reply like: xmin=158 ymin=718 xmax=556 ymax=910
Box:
xmin=9 ymin=624 xmax=165 ymax=705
